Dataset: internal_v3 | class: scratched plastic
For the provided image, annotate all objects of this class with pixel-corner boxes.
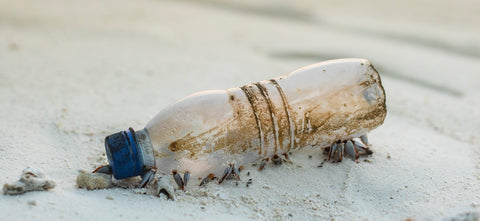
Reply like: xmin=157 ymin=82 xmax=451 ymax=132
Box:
xmin=105 ymin=58 xmax=386 ymax=180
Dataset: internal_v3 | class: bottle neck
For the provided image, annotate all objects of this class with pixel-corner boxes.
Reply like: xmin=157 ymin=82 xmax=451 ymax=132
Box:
xmin=135 ymin=128 xmax=156 ymax=168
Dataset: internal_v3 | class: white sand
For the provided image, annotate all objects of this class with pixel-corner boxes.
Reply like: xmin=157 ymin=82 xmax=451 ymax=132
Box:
xmin=1 ymin=0 xmax=479 ymax=220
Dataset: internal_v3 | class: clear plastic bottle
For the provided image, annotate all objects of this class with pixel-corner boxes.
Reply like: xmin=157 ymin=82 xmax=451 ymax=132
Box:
xmin=103 ymin=58 xmax=386 ymax=182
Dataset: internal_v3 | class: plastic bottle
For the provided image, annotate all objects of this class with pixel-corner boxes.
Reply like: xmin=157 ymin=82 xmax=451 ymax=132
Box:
xmin=103 ymin=58 xmax=386 ymax=182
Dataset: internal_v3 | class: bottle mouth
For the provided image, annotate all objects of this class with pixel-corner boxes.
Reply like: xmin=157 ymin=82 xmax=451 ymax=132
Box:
xmin=104 ymin=127 xmax=145 ymax=179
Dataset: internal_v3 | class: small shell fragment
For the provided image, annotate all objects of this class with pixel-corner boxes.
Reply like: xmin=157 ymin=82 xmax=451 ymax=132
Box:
xmin=154 ymin=175 xmax=176 ymax=201
xmin=76 ymin=170 xmax=113 ymax=190
xmin=3 ymin=167 xmax=55 ymax=195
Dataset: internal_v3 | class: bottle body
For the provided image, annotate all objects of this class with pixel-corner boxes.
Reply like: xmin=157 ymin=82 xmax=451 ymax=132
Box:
xmin=141 ymin=58 xmax=386 ymax=178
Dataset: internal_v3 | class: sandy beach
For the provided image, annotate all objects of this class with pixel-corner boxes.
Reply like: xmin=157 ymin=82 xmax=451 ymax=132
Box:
xmin=1 ymin=0 xmax=480 ymax=220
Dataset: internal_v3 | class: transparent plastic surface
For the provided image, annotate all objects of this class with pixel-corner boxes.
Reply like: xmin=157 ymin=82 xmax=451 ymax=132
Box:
xmin=144 ymin=58 xmax=386 ymax=177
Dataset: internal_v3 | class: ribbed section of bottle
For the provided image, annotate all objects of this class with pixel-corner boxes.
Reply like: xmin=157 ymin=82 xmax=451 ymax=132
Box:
xmin=226 ymin=79 xmax=295 ymax=158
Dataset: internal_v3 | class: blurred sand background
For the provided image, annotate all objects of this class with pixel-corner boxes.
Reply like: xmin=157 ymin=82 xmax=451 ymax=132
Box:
xmin=1 ymin=0 xmax=480 ymax=220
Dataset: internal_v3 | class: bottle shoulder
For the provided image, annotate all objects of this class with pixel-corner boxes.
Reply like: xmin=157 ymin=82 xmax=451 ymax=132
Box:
xmin=145 ymin=90 xmax=235 ymax=148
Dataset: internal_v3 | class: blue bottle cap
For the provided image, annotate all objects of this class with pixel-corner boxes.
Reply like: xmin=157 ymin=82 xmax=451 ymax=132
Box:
xmin=104 ymin=128 xmax=145 ymax=179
